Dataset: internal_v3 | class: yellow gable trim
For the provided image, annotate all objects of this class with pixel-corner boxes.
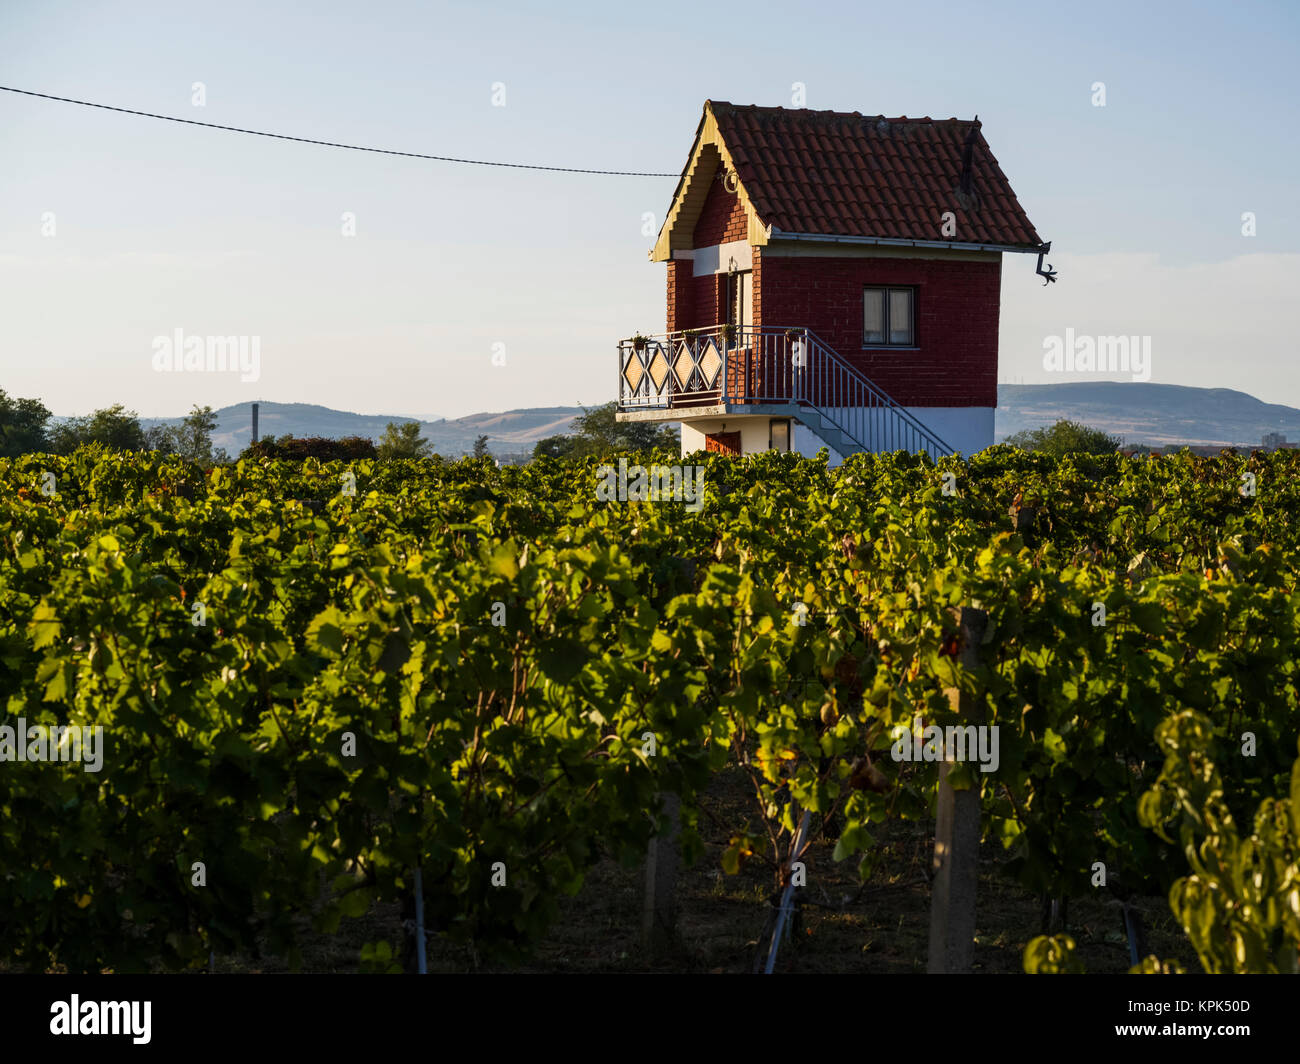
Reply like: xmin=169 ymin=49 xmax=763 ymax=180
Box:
xmin=650 ymin=103 xmax=767 ymax=262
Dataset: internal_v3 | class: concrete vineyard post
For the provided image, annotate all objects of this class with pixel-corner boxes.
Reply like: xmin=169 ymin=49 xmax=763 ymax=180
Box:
xmin=927 ymin=606 xmax=989 ymax=973
xmin=642 ymin=793 xmax=681 ymax=956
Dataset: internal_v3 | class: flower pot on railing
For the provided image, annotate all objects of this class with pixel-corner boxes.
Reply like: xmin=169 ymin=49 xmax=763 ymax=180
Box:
xmin=681 ymin=328 xmax=699 ymax=348
xmin=631 ymin=333 xmax=649 ymax=353
xmin=720 ymin=323 xmax=737 ymax=348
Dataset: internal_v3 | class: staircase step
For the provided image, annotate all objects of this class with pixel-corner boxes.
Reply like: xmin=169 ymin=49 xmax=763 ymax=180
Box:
xmin=794 ymin=413 xmax=858 ymax=459
xmin=823 ymin=431 xmax=853 ymax=458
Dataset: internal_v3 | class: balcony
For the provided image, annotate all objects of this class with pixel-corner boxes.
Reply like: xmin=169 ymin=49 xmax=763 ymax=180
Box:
xmin=616 ymin=325 xmax=815 ymax=413
xmin=615 ymin=324 xmax=955 ymax=459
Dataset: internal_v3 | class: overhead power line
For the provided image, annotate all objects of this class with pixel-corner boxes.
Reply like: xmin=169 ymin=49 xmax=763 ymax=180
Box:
xmin=0 ymin=85 xmax=678 ymax=177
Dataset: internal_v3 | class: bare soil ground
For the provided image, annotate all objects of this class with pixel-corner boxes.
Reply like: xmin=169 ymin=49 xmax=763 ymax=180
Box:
xmin=211 ymin=764 xmax=1197 ymax=975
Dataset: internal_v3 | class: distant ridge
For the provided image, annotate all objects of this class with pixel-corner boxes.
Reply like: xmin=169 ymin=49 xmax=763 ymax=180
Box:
xmin=128 ymin=383 xmax=1300 ymax=456
xmin=995 ymin=382 xmax=1300 ymax=448
xmin=140 ymin=402 xmax=587 ymax=457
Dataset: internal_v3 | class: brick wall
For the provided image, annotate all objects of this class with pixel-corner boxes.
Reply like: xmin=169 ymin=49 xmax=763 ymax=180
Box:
xmin=662 ymin=267 xmax=725 ymax=332
xmin=692 ymin=175 xmax=748 ymax=247
xmin=688 ymin=273 xmax=725 ymax=330
xmin=660 ymin=176 xmax=750 ymax=332
xmin=756 ymin=254 xmax=1001 ymax=407
xmin=666 ymin=259 xmax=693 ymax=333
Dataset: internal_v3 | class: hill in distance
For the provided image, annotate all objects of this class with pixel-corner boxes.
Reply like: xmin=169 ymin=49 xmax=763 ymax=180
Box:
xmin=132 ymin=384 xmax=1300 ymax=456
xmin=995 ymin=382 xmax=1300 ymax=448
xmin=140 ymin=402 xmax=587 ymax=457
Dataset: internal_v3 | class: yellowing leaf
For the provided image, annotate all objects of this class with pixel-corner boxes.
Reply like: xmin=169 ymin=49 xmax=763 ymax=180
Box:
xmin=29 ymin=600 xmax=61 ymax=649
xmin=305 ymin=606 xmax=347 ymax=655
xmin=488 ymin=541 xmax=519 ymax=580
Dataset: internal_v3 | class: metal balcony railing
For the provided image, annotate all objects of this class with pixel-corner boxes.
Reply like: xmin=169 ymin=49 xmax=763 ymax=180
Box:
xmin=616 ymin=325 xmax=954 ymax=459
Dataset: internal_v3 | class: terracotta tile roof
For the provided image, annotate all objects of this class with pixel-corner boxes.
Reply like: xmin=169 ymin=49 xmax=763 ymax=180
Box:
xmin=708 ymin=101 xmax=1043 ymax=250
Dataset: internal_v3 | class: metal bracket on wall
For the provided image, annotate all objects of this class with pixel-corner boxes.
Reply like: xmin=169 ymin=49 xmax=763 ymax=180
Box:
xmin=1035 ymin=241 xmax=1058 ymax=286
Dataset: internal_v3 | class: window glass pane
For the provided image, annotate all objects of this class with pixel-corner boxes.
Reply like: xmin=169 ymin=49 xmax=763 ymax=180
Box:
xmin=863 ymin=289 xmax=884 ymax=343
xmin=770 ymin=420 xmax=790 ymax=452
xmin=889 ymin=289 xmax=912 ymax=344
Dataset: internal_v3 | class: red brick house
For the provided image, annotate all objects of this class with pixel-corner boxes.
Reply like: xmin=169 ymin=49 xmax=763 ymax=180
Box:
xmin=616 ymin=101 xmax=1052 ymax=459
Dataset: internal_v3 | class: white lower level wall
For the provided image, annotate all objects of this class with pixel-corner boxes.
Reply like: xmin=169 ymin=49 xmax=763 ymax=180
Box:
xmin=902 ymin=406 xmax=995 ymax=456
xmin=680 ymin=407 xmax=995 ymax=464
xmin=680 ymin=416 xmax=778 ymax=455
xmin=794 ymin=406 xmax=994 ymax=465
xmin=790 ymin=421 xmax=845 ymax=465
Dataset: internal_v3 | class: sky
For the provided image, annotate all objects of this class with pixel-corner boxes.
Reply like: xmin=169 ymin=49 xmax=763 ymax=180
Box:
xmin=1 ymin=0 xmax=1297 ymax=420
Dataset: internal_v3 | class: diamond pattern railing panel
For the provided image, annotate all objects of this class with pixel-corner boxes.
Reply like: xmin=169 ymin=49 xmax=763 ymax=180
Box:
xmin=623 ymin=349 xmax=645 ymax=393
xmin=647 ymin=345 xmax=670 ymax=393
xmin=698 ymin=340 xmax=722 ymax=388
xmin=672 ymin=342 xmax=696 ymax=391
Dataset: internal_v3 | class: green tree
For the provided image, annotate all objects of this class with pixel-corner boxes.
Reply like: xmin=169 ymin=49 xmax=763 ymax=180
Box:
xmin=472 ymin=434 xmax=491 ymax=459
xmin=0 ymin=389 xmax=53 ymax=456
xmin=377 ymin=421 xmax=431 ymax=460
xmin=531 ymin=401 xmax=678 ymax=460
xmin=143 ymin=424 xmax=177 ymax=455
xmin=163 ymin=405 xmax=228 ymax=465
xmin=533 ymin=434 xmax=578 ymax=458
xmin=49 ymin=404 xmax=148 ymax=454
xmin=1003 ymin=419 xmax=1122 ymax=457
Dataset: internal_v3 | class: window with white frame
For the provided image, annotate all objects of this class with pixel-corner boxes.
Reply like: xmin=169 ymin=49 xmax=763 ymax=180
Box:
xmin=863 ymin=287 xmax=915 ymax=346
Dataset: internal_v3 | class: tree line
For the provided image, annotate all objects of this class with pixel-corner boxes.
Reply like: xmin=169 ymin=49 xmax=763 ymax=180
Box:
xmin=0 ymin=390 xmax=682 ymax=466
xmin=1 ymin=386 xmax=1124 ymax=464
xmin=0 ymin=392 xmax=230 ymax=464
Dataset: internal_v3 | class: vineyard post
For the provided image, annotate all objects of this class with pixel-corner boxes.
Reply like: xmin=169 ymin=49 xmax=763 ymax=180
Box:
xmin=642 ymin=792 xmax=680 ymax=956
xmin=414 ymin=865 xmax=427 ymax=974
xmin=927 ymin=605 xmax=989 ymax=974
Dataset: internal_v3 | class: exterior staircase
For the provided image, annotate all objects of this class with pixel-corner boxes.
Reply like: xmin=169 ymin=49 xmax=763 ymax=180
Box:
xmin=784 ymin=327 xmax=954 ymax=460
xmin=792 ymin=406 xmax=863 ymax=461
xmin=617 ymin=325 xmax=955 ymax=461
